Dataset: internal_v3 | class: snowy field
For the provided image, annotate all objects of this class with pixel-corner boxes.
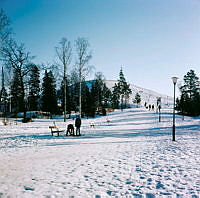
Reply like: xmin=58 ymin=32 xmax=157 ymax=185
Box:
xmin=0 ymin=107 xmax=200 ymax=198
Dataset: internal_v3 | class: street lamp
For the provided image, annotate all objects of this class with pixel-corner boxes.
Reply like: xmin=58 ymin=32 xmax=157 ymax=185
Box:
xmin=171 ymin=77 xmax=178 ymax=141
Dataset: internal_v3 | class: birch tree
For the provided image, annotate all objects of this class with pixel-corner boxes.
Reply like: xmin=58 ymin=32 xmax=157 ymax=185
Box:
xmin=55 ymin=38 xmax=72 ymax=121
xmin=0 ymin=9 xmax=11 ymax=46
xmin=75 ymin=37 xmax=92 ymax=117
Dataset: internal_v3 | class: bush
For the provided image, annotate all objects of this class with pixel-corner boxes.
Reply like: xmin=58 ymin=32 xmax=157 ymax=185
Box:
xmin=22 ymin=117 xmax=32 ymax=123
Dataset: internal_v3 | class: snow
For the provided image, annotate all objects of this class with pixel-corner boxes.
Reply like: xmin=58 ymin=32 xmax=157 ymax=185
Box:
xmin=105 ymin=80 xmax=173 ymax=107
xmin=0 ymin=107 xmax=200 ymax=197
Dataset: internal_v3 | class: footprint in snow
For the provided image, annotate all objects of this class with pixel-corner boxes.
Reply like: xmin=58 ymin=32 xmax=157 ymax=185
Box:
xmin=24 ymin=186 xmax=35 ymax=191
xmin=146 ymin=193 xmax=155 ymax=198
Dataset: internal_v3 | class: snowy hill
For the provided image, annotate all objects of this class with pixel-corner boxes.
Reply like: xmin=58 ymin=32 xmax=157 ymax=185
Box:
xmin=105 ymin=80 xmax=173 ymax=107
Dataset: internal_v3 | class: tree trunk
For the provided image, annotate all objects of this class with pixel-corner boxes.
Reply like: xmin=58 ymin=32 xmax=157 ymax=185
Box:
xmin=64 ymin=65 xmax=67 ymax=122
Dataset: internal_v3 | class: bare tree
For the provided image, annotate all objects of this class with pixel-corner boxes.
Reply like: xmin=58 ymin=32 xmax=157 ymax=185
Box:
xmin=1 ymin=38 xmax=34 ymax=121
xmin=0 ymin=9 xmax=12 ymax=87
xmin=55 ymin=38 xmax=72 ymax=121
xmin=75 ymin=37 xmax=92 ymax=117
xmin=0 ymin=9 xmax=11 ymax=47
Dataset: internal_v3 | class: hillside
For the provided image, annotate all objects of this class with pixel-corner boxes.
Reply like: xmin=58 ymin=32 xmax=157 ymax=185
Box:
xmin=105 ymin=80 xmax=173 ymax=107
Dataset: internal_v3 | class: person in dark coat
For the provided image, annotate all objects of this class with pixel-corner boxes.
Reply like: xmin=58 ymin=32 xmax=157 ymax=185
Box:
xmin=75 ymin=116 xmax=81 ymax=136
xmin=149 ymin=104 xmax=151 ymax=111
xmin=158 ymin=105 xmax=161 ymax=112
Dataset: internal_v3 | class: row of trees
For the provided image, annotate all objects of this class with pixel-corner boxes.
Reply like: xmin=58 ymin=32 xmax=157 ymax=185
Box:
xmin=0 ymin=9 xmax=132 ymax=120
xmin=2 ymin=63 xmax=132 ymax=118
xmin=176 ymin=70 xmax=200 ymax=116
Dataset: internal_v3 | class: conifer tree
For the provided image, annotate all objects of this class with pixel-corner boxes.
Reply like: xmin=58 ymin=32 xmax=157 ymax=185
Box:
xmin=102 ymin=83 xmax=112 ymax=107
xmin=180 ymin=70 xmax=199 ymax=99
xmin=90 ymin=73 xmax=105 ymax=111
xmin=59 ymin=77 xmax=71 ymax=115
xmin=28 ymin=65 xmax=40 ymax=111
xmin=111 ymin=83 xmax=120 ymax=109
xmin=176 ymin=69 xmax=200 ymax=116
xmin=10 ymin=71 xmax=23 ymax=113
xmin=133 ymin=93 xmax=141 ymax=107
xmin=91 ymin=73 xmax=112 ymax=113
xmin=41 ymin=70 xmax=58 ymax=114
xmin=112 ymin=68 xmax=132 ymax=110
xmin=82 ymin=82 xmax=95 ymax=117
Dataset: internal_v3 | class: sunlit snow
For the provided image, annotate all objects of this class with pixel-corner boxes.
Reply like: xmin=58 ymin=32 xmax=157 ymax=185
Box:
xmin=0 ymin=107 xmax=200 ymax=197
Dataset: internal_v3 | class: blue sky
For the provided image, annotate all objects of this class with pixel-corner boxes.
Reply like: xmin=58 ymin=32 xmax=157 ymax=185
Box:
xmin=1 ymin=0 xmax=200 ymax=96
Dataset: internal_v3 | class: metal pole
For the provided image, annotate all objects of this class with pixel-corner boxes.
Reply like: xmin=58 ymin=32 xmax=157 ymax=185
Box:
xmin=159 ymin=111 xmax=161 ymax=122
xmin=64 ymin=68 xmax=66 ymax=122
xmin=172 ymin=83 xmax=176 ymax=141
xmin=79 ymin=68 xmax=82 ymax=117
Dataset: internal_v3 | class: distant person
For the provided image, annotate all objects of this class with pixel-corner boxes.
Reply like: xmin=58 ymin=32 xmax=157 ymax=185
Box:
xmin=75 ymin=116 xmax=82 ymax=136
xmin=149 ymin=104 xmax=151 ymax=111
xmin=152 ymin=104 xmax=154 ymax=111
xmin=144 ymin=102 xmax=147 ymax=107
xmin=158 ymin=105 xmax=161 ymax=112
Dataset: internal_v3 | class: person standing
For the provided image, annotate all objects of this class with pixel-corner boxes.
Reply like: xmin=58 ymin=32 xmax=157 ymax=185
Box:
xmin=75 ymin=116 xmax=81 ymax=136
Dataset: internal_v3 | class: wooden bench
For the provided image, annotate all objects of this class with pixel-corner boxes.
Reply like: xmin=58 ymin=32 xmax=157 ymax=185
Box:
xmin=49 ymin=125 xmax=65 ymax=136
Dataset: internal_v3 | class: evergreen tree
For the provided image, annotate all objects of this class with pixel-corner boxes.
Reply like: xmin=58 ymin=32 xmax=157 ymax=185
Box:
xmin=58 ymin=77 xmax=71 ymax=115
xmin=90 ymin=81 xmax=99 ymax=112
xmin=176 ymin=70 xmax=200 ymax=116
xmin=28 ymin=65 xmax=40 ymax=111
xmin=41 ymin=70 xmax=58 ymax=114
xmin=82 ymin=82 xmax=96 ymax=117
xmin=133 ymin=93 xmax=141 ymax=106
xmin=102 ymin=83 xmax=112 ymax=107
xmin=180 ymin=70 xmax=199 ymax=99
xmin=10 ymin=71 xmax=23 ymax=113
xmin=112 ymin=68 xmax=132 ymax=110
xmin=111 ymin=83 xmax=120 ymax=109
xmin=93 ymin=73 xmax=105 ymax=108
xmin=70 ymin=70 xmax=80 ymax=112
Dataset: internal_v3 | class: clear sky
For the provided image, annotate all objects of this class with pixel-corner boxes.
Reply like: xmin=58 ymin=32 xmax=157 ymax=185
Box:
xmin=1 ymin=0 xmax=200 ymax=96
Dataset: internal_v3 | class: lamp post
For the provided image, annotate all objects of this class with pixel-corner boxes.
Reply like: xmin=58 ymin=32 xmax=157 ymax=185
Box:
xmin=171 ymin=77 xmax=178 ymax=141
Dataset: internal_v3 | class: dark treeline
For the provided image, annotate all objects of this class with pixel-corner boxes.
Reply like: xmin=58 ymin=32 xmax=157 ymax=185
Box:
xmin=0 ymin=10 xmax=132 ymax=121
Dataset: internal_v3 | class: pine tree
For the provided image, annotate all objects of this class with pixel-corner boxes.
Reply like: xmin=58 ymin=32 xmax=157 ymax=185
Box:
xmin=102 ymin=83 xmax=112 ymax=107
xmin=41 ymin=70 xmax=58 ymax=114
xmin=82 ymin=82 xmax=96 ymax=117
xmin=70 ymin=70 xmax=80 ymax=112
xmin=177 ymin=70 xmax=200 ymax=116
xmin=133 ymin=93 xmax=141 ymax=106
xmin=111 ymin=83 xmax=120 ymax=109
xmin=181 ymin=70 xmax=199 ymax=99
xmin=58 ymin=77 xmax=71 ymax=115
xmin=112 ymin=68 xmax=132 ymax=110
xmin=10 ymin=71 xmax=23 ymax=113
xmin=28 ymin=65 xmax=40 ymax=111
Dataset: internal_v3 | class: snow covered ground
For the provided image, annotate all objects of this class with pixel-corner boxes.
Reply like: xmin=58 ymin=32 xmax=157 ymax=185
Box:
xmin=0 ymin=107 xmax=200 ymax=198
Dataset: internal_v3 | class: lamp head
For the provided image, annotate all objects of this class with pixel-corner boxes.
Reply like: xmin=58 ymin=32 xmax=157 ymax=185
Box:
xmin=172 ymin=77 xmax=178 ymax=84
